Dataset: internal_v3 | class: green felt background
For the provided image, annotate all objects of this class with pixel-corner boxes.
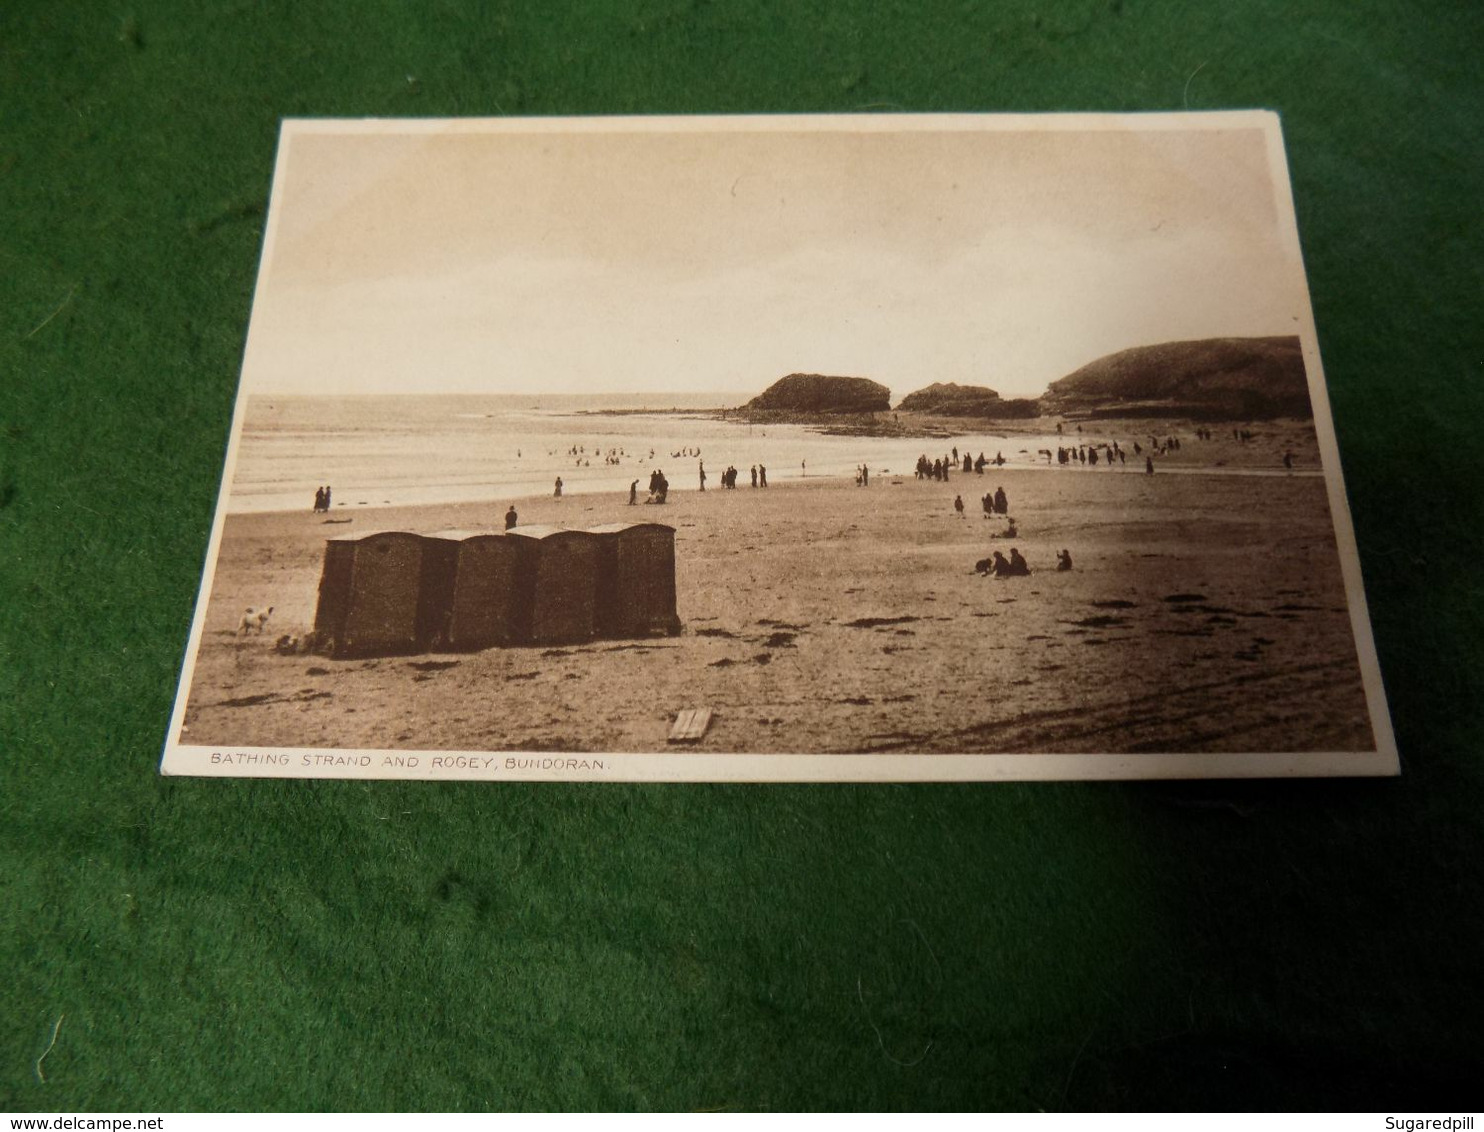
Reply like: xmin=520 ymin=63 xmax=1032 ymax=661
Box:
xmin=3 ymin=0 xmax=1482 ymax=1113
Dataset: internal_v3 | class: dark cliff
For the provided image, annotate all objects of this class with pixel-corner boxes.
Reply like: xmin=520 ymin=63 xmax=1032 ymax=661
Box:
xmin=1041 ymin=336 xmax=1311 ymax=420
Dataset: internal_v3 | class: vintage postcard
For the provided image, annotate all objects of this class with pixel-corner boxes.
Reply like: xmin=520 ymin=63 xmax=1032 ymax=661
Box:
xmin=161 ymin=112 xmax=1397 ymax=781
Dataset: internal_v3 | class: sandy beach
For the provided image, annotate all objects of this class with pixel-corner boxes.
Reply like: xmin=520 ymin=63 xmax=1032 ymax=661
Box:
xmin=178 ymin=433 xmax=1375 ymax=758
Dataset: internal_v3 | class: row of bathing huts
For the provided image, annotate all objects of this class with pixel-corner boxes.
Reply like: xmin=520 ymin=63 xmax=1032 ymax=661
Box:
xmin=311 ymin=522 xmax=681 ymax=658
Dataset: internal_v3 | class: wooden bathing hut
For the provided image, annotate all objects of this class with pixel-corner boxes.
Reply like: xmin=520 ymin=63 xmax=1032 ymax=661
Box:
xmin=436 ymin=530 xmax=525 ymax=651
xmin=588 ymin=522 xmax=681 ymax=639
xmin=504 ymin=525 xmax=602 ymax=645
xmin=312 ymin=531 xmax=461 ymax=658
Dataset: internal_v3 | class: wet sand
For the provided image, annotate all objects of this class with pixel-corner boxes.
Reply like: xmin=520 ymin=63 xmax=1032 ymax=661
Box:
xmin=179 ymin=449 xmax=1376 ymax=758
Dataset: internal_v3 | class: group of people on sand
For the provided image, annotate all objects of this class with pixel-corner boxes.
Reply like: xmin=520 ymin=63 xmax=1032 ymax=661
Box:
xmin=915 ymin=450 xmax=1007 ymax=481
xmin=311 ymin=485 xmax=332 ymax=512
xmin=621 ymin=469 xmax=673 ymax=504
xmin=1057 ymin=443 xmax=1127 ymax=467
xmin=710 ymin=465 xmax=745 ymax=490
xmin=693 ymin=461 xmax=771 ymax=493
xmin=642 ymin=469 xmax=670 ymax=504
xmin=976 ymin=548 xmax=1032 ymax=577
xmin=975 ymin=543 xmax=1073 ymax=578
xmin=950 ymin=486 xmax=1012 ymax=520
xmin=932 ymin=469 xmax=1074 ymax=579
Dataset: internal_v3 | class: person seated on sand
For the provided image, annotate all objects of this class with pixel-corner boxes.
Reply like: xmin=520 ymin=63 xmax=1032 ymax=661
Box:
xmin=954 ymin=494 xmax=965 ymax=518
xmin=1057 ymin=549 xmax=1073 ymax=571
xmin=1003 ymin=517 xmax=1018 ymax=539
xmin=990 ymin=551 xmax=1011 ymax=577
xmin=504 ymin=505 xmax=518 ymax=530
xmin=1007 ymin=548 xmax=1031 ymax=576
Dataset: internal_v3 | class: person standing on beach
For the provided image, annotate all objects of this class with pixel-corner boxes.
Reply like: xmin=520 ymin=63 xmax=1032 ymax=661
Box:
xmin=323 ymin=486 xmax=331 ymax=511
xmin=759 ymin=464 xmax=768 ymax=488
xmin=1145 ymin=456 xmax=1154 ymax=475
xmin=313 ymin=486 xmax=324 ymax=513
xmin=505 ymin=505 xmax=518 ymax=530
xmin=629 ymin=480 xmax=638 ymax=505
xmin=554 ymin=476 xmax=563 ymax=497
xmin=994 ymin=486 xmax=1008 ymax=515
xmin=750 ymin=465 xmax=758 ymax=488
xmin=954 ymin=494 xmax=965 ymax=519
xmin=699 ymin=463 xmax=707 ymax=491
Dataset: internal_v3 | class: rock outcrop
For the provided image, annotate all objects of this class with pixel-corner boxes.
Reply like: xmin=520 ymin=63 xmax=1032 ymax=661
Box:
xmin=897 ymin=382 xmax=1000 ymax=412
xmin=1041 ymin=336 xmax=1311 ymax=420
xmin=897 ymin=382 xmax=1040 ymax=419
xmin=744 ymin=374 xmax=891 ymax=414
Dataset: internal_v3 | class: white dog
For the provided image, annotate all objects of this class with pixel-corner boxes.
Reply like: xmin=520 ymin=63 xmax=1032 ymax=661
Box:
xmin=238 ymin=605 xmax=274 ymax=635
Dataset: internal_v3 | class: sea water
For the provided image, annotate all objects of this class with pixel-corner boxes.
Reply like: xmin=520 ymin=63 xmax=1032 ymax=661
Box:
xmin=227 ymin=393 xmax=1314 ymax=514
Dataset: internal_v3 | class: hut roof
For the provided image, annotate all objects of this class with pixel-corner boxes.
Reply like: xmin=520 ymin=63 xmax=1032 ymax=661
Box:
xmin=505 ymin=524 xmax=593 ymax=541
xmin=425 ymin=528 xmax=500 ymax=542
xmin=326 ymin=529 xmax=423 ymax=544
xmin=327 ymin=529 xmax=465 ymax=544
xmin=586 ymin=522 xmax=676 ymax=536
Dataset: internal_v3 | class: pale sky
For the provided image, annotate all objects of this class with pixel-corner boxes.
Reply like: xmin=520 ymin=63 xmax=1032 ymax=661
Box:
xmin=241 ymin=116 xmax=1309 ymax=401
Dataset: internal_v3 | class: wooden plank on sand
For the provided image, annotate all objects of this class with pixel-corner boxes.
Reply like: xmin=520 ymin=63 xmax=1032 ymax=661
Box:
xmin=668 ymin=708 xmax=713 ymax=743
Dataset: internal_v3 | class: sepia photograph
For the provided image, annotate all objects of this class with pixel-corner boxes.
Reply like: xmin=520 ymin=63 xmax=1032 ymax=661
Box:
xmin=161 ymin=112 xmax=1396 ymax=781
